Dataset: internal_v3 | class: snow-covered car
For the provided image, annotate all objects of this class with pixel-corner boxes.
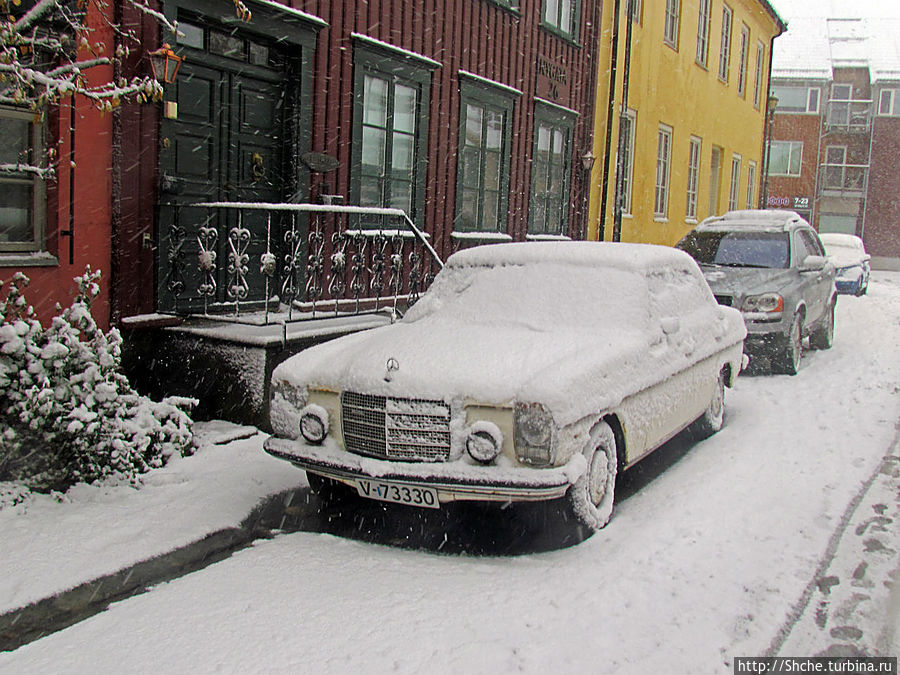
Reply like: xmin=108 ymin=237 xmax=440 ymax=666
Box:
xmin=820 ymin=232 xmax=870 ymax=296
xmin=676 ymin=210 xmax=837 ymax=375
xmin=264 ymin=242 xmax=746 ymax=531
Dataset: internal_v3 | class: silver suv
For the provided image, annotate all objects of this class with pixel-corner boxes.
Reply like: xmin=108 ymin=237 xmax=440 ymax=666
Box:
xmin=676 ymin=210 xmax=837 ymax=375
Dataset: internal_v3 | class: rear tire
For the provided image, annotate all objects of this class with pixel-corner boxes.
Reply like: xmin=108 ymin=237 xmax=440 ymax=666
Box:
xmin=566 ymin=422 xmax=617 ymax=531
xmin=773 ymin=314 xmax=802 ymax=375
xmin=690 ymin=369 xmax=726 ymax=439
xmin=809 ymin=302 xmax=835 ymax=351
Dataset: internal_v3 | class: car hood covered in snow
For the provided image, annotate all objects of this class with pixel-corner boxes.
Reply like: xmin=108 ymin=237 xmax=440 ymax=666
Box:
xmin=273 ymin=243 xmax=746 ymax=427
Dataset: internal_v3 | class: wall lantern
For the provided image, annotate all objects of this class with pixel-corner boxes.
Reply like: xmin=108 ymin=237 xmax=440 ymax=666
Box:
xmin=581 ymin=150 xmax=596 ymax=172
xmin=148 ymin=44 xmax=184 ymax=84
xmin=767 ymin=93 xmax=780 ymax=115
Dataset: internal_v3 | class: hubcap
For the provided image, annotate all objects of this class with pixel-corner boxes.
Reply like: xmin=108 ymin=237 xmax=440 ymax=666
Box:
xmin=588 ymin=451 xmax=610 ymax=505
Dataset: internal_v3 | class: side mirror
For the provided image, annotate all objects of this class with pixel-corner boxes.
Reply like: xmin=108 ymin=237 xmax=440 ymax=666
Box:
xmin=799 ymin=255 xmax=826 ymax=272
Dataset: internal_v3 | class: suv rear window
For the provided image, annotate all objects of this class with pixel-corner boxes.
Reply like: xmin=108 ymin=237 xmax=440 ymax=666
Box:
xmin=677 ymin=231 xmax=790 ymax=269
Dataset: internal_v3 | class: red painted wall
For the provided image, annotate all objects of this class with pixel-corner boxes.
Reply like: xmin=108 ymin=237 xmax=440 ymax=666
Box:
xmin=4 ymin=6 xmax=115 ymax=331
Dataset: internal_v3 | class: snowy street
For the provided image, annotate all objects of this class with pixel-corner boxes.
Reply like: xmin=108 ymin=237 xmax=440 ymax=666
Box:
xmin=1 ymin=273 xmax=898 ymax=673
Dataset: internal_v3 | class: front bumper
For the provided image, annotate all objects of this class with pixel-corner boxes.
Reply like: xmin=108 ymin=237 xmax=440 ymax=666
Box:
xmin=264 ymin=436 xmax=581 ymax=503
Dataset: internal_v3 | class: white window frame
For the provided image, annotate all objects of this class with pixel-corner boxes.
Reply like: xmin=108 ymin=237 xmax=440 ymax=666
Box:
xmin=728 ymin=154 xmax=741 ymax=211
xmin=686 ymin=135 xmax=702 ymax=220
xmin=753 ymin=41 xmax=764 ymax=109
xmin=737 ymin=24 xmax=750 ymax=98
xmin=0 ymin=105 xmax=47 ymax=255
xmin=619 ymin=108 xmax=637 ymax=215
xmin=768 ymin=140 xmax=803 ymax=177
xmin=772 ymin=85 xmax=820 ymax=114
xmin=664 ymin=0 xmax=680 ymax=49
xmin=696 ymin=0 xmax=711 ymax=66
xmin=718 ymin=5 xmax=733 ymax=83
xmin=746 ymin=160 xmax=757 ymax=210
xmin=878 ymin=88 xmax=898 ymax=116
xmin=655 ymin=124 xmax=673 ymax=219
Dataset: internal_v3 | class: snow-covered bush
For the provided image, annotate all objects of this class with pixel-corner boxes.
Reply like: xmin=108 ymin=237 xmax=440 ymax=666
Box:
xmin=0 ymin=269 xmax=196 ymax=497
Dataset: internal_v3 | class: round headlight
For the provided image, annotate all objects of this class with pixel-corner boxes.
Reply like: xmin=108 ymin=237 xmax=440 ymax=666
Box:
xmin=466 ymin=421 xmax=503 ymax=464
xmin=299 ymin=404 xmax=329 ymax=445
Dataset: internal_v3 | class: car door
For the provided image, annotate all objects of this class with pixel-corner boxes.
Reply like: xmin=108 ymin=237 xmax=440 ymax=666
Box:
xmin=796 ymin=228 xmax=829 ymax=323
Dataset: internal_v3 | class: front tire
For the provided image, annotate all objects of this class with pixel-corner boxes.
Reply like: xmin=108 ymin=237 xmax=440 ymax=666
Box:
xmin=774 ymin=314 xmax=802 ymax=375
xmin=567 ymin=422 xmax=618 ymax=531
xmin=690 ymin=369 xmax=726 ymax=439
xmin=809 ymin=302 xmax=835 ymax=350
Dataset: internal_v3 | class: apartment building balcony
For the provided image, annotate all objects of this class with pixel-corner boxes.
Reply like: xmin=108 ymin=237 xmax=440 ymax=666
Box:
xmin=825 ymin=99 xmax=872 ymax=133
xmin=818 ymin=163 xmax=869 ymax=197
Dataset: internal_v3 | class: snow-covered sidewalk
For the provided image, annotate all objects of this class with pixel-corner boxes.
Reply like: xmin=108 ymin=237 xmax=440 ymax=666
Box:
xmin=0 ymin=422 xmax=305 ymax=618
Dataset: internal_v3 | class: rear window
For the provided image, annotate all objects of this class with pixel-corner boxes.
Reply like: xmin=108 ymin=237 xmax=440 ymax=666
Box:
xmin=677 ymin=230 xmax=790 ymax=269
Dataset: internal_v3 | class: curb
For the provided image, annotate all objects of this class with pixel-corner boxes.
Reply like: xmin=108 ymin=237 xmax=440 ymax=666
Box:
xmin=0 ymin=487 xmax=305 ymax=653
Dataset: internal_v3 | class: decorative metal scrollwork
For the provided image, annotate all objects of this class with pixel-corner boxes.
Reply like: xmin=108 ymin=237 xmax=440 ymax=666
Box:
xmin=370 ymin=232 xmax=388 ymax=301
xmin=349 ymin=233 xmax=368 ymax=308
xmin=305 ymin=229 xmax=325 ymax=304
xmin=408 ymin=246 xmax=422 ymax=306
xmin=282 ymin=225 xmax=304 ymax=306
xmin=197 ymin=225 xmax=218 ymax=298
xmin=388 ymin=234 xmax=404 ymax=298
xmin=328 ymin=231 xmax=349 ymax=301
xmin=166 ymin=223 xmax=187 ymax=297
xmin=227 ymin=226 xmax=250 ymax=301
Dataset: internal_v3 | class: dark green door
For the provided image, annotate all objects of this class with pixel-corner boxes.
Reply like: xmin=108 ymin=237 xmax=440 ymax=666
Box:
xmin=158 ymin=31 xmax=291 ymax=313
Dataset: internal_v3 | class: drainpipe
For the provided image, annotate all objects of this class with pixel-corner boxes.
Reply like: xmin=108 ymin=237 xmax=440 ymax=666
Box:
xmin=598 ymin=0 xmax=622 ymax=241
xmin=612 ymin=0 xmax=635 ymax=242
xmin=760 ymin=35 xmax=777 ymax=209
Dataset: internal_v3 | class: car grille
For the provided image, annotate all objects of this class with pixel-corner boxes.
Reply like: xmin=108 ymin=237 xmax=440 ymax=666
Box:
xmin=714 ymin=294 xmax=734 ymax=307
xmin=340 ymin=391 xmax=451 ymax=462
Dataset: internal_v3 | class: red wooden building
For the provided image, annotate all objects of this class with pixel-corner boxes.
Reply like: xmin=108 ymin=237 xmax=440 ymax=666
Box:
xmin=2 ymin=0 xmax=602 ymax=423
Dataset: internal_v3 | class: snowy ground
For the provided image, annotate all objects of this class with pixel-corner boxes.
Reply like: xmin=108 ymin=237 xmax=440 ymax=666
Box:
xmin=1 ymin=273 xmax=898 ymax=673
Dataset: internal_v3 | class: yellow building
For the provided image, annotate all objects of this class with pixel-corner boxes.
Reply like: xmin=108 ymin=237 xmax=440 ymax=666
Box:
xmin=588 ymin=0 xmax=786 ymax=245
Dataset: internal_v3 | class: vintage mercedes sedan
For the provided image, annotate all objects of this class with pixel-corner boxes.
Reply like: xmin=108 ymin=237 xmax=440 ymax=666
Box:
xmin=264 ymin=242 xmax=746 ymax=530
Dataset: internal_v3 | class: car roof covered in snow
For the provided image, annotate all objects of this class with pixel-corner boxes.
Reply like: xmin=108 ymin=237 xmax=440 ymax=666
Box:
xmin=694 ymin=210 xmax=809 ymax=233
xmin=445 ymin=241 xmax=698 ymax=274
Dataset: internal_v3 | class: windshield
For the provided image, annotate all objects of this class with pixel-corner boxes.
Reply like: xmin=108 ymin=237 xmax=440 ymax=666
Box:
xmin=403 ymin=262 xmax=648 ymax=330
xmin=677 ymin=230 xmax=791 ymax=269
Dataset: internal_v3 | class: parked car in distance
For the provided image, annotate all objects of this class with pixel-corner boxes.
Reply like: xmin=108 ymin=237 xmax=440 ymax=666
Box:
xmin=675 ymin=210 xmax=837 ymax=376
xmin=820 ymin=232 xmax=870 ymax=296
xmin=264 ymin=242 xmax=746 ymax=531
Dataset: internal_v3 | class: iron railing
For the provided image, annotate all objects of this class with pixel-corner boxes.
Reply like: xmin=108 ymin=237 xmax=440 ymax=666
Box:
xmin=167 ymin=202 xmax=443 ymax=325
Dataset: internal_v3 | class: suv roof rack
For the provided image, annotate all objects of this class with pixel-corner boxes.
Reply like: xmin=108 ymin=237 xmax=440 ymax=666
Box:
xmin=697 ymin=209 xmax=807 ymax=232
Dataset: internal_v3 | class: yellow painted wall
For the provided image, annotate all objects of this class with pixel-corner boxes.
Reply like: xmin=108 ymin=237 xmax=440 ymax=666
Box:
xmin=588 ymin=0 xmax=784 ymax=245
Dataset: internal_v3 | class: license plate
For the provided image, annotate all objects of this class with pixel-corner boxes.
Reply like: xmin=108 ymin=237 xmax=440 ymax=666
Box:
xmin=356 ymin=479 xmax=440 ymax=509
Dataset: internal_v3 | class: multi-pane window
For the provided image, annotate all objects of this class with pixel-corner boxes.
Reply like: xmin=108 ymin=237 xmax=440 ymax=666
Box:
xmin=628 ymin=0 xmax=642 ymax=23
xmin=737 ymin=24 xmax=750 ymax=98
xmin=768 ymin=140 xmax=803 ymax=176
xmin=664 ymin=0 xmax=680 ymax=48
xmin=456 ymin=78 xmax=517 ymax=232
xmin=746 ymin=161 xmax=757 ymax=210
xmin=696 ymin=0 xmax=711 ymax=66
xmin=0 ymin=106 xmax=45 ymax=253
xmin=543 ymin=0 xmax=579 ymax=40
xmin=709 ymin=146 xmax=722 ymax=215
xmin=654 ymin=125 xmax=673 ymax=218
xmin=753 ymin=42 xmax=764 ymax=108
xmin=618 ymin=109 xmax=636 ymax=215
xmin=718 ymin=5 xmax=733 ymax=82
xmin=728 ymin=154 xmax=741 ymax=211
xmin=360 ymin=75 xmax=417 ymax=214
xmin=686 ymin=136 xmax=702 ymax=220
xmin=823 ymin=145 xmax=847 ymax=190
xmin=879 ymin=89 xmax=899 ymax=116
xmin=772 ymin=85 xmax=820 ymax=114
xmin=352 ymin=43 xmax=435 ymax=225
xmin=529 ymin=104 xmax=574 ymax=235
